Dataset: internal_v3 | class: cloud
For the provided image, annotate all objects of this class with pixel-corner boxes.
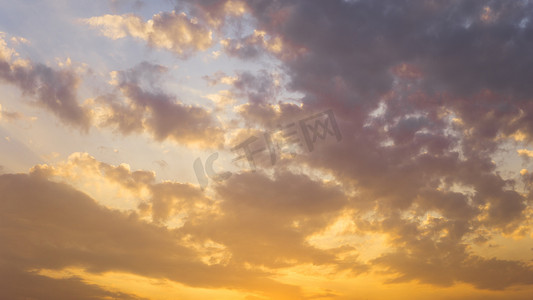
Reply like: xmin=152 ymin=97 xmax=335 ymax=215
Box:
xmin=518 ymin=149 xmax=533 ymax=158
xmin=220 ymin=30 xmax=284 ymax=60
xmin=84 ymin=11 xmax=213 ymax=58
xmin=97 ymin=62 xmax=224 ymax=148
xmin=371 ymin=216 xmax=533 ymax=290
xmin=0 ymin=172 xmax=303 ymax=298
xmin=26 ymin=154 xmax=369 ymax=281
xmin=180 ymin=171 xmax=352 ymax=269
xmin=29 ymin=154 xmax=354 ymax=271
xmin=202 ymin=69 xmax=305 ymax=128
xmin=180 ymin=0 xmax=533 ymax=141
xmin=3 ymin=0 xmax=533 ymax=297
xmin=0 ymin=103 xmax=22 ymax=122
xmin=0 ymin=35 xmax=91 ymax=131
xmin=0 ymin=266 xmax=147 ymax=300
xmin=30 ymin=152 xmax=207 ymax=223
xmin=172 ymin=0 xmax=533 ymax=291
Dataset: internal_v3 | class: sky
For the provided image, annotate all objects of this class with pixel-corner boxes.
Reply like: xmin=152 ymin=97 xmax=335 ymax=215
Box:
xmin=0 ymin=0 xmax=533 ymax=299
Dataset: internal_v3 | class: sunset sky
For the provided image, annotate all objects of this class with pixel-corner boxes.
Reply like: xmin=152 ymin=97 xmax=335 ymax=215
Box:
xmin=1 ymin=0 xmax=533 ymax=299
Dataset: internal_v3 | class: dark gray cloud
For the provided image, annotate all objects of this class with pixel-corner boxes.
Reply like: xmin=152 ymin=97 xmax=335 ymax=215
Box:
xmin=174 ymin=0 xmax=533 ymax=290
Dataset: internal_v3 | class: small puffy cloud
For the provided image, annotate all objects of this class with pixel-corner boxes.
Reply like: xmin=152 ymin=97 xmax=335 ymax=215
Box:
xmin=221 ymin=30 xmax=284 ymax=60
xmin=0 ymin=103 xmax=22 ymax=122
xmin=0 ymin=35 xmax=91 ymax=131
xmin=518 ymin=149 xmax=533 ymax=158
xmin=97 ymin=62 xmax=224 ymax=148
xmin=202 ymin=71 xmax=237 ymax=86
xmin=84 ymin=11 xmax=213 ymax=58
